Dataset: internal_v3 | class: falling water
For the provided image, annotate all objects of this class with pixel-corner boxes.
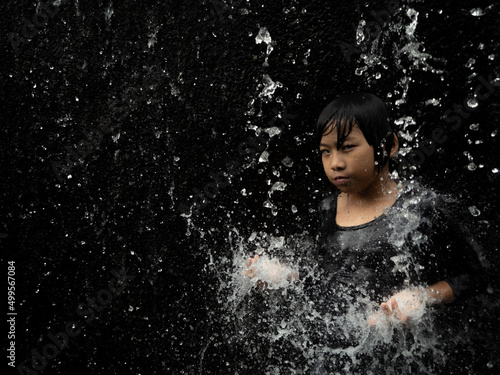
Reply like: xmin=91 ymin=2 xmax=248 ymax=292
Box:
xmin=3 ymin=1 xmax=499 ymax=374
xmin=199 ymin=3 xmax=499 ymax=375
xmin=210 ymin=185 xmax=469 ymax=374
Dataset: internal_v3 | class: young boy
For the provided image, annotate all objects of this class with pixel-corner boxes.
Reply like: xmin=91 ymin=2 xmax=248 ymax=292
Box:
xmin=244 ymin=92 xmax=487 ymax=372
xmin=314 ymin=92 xmax=486 ymax=324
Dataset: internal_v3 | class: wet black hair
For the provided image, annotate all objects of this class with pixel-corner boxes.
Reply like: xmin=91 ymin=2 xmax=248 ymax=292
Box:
xmin=316 ymin=92 xmax=397 ymax=172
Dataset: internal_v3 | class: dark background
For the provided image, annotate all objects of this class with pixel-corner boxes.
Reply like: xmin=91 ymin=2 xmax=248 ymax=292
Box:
xmin=1 ymin=0 xmax=499 ymax=374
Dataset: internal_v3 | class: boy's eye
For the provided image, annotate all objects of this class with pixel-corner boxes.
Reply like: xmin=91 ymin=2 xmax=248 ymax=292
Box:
xmin=319 ymin=149 xmax=329 ymax=155
xmin=342 ymin=144 xmax=355 ymax=150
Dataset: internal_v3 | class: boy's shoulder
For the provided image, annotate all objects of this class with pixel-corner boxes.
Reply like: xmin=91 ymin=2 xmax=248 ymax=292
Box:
xmin=396 ymin=180 xmax=452 ymax=217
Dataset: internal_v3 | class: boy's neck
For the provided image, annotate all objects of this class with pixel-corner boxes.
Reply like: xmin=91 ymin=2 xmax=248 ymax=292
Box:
xmin=344 ymin=169 xmax=398 ymax=204
xmin=336 ymin=174 xmax=399 ymax=227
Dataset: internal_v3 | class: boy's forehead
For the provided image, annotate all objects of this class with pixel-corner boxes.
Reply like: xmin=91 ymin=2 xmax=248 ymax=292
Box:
xmin=321 ymin=122 xmax=362 ymax=141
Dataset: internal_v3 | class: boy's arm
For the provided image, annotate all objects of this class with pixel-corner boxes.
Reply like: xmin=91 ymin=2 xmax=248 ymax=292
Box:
xmin=424 ymin=197 xmax=488 ymax=300
xmin=369 ymin=281 xmax=455 ymax=325
xmin=424 ymin=280 xmax=455 ymax=304
xmin=375 ymin=197 xmax=488 ymax=325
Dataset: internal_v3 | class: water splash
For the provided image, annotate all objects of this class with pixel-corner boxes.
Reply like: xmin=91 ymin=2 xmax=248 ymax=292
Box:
xmin=355 ymin=5 xmax=445 ymax=104
xmin=468 ymin=205 xmax=481 ymax=217
xmin=255 ymin=26 xmax=274 ymax=67
xmin=259 ymin=74 xmax=281 ymax=99
xmin=211 ymin=181 xmax=470 ymax=374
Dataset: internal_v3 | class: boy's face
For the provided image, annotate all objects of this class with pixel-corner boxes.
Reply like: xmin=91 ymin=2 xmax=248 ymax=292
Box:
xmin=319 ymin=123 xmax=381 ymax=196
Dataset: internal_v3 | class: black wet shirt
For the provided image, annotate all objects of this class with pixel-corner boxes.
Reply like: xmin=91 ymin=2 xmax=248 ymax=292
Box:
xmin=316 ymin=182 xmax=487 ymax=303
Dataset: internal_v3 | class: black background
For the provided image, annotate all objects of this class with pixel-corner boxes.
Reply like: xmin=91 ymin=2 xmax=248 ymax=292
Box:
xmin=1 ymin=0 xmax=499 ymax=374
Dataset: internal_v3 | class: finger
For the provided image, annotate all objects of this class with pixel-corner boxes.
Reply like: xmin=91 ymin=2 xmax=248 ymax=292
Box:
xmin=247 ymin=257 xmax=253 ymax=267
xmin=367 ymin=314 xmax=378 ymax=326
xmin=244 ymin=268 xmax=255 ymax=278
xmin=381 ymin=302 xmax=391 ymax=315
xmin=286 ymin=271 xmax=299 ymax=282
xmin=395 ymin=308 xmax=411 ymax=323
xmin=390 ymin=299 xmax=399 ymax=312
xmin=256 ymin=280 xmax=268 ymax=289
xmin=394 ymin=308 xmax=402 ymax=322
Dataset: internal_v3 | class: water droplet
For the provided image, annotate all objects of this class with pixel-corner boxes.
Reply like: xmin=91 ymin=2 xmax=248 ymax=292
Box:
xmin=492 ymin=168 xmax=499 ymax=173
xmin=425 ymin=98 xmax=441 ymax=106
xmin=469 ymin=123 xmax=479 ymax=131
xmin=255 ymin=27 xmax=272 ymax=45
xmin=468 ymin=205 xmax=481 ymax=216
xmin=265 ymin=126 xmax=281 ymax=137
xmin=470 ymin=8 xmax=485 ymax=16
xmin=259 ymin=151 xmax=269 ymax=163
xmin=282 ymin=157 xmax=294 ymax=167
xmin=356 ymin=20 xmax=366 ymax=44
xmin=466 ymin=98 xmax=478 ymax=108
xmin=263 ymin=200 xmax=275 ymax=209
xmin=270 ymin=181 xmax=287 ymax=194
xmin=259 ymin=74 xmax=279 ymax=98
xmin=355 ymin=67 xmax=366 ymax=76
xmin=465 ymin=58 xmax=476 ymax=68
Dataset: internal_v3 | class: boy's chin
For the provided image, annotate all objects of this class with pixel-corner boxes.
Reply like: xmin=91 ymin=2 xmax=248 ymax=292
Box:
xmin=333 ymin=185 xmax=352 ymax=194
xmin=331 ymin=179 xmax=352 ymax=190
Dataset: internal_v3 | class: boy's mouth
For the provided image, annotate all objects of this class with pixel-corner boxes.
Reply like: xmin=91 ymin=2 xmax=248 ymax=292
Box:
xmin=333 ymin=176 xmax=350 ymax=185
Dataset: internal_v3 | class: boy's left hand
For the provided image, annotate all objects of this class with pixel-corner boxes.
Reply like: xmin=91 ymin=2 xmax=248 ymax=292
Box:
xmin=368 ymin=289 xmax=425 ymax=326
xmin=368 ymin=281 xmax=454 ymax=326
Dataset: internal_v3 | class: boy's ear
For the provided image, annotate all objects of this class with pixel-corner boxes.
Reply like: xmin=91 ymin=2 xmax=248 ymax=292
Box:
xmin=389 ymin=132 xmax=399 ymax=158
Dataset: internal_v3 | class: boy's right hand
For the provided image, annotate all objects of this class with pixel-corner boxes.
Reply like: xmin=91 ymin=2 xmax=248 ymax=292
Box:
xmin=244 ymin=254 xmax=269 ymax=289
xmin=244 ymin=254 xmax=260 ymax=279
xmin=244 ymin=254 xmax=298 ymax=289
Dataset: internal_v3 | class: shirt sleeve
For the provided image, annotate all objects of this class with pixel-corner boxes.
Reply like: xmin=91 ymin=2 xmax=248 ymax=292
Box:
xmin=417 ymin=196 xmax=488 ymax=300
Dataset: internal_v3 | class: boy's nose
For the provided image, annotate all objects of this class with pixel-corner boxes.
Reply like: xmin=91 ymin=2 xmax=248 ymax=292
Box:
xmin=330 ymin=153 xmax=346 ymax=171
